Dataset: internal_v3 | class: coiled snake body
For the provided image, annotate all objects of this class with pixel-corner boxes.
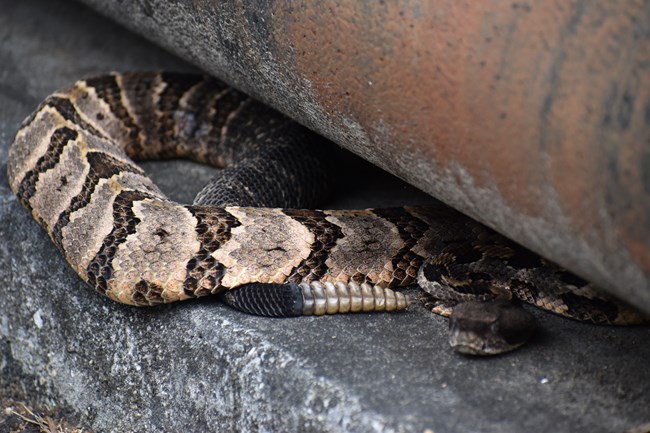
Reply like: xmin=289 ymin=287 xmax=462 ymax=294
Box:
xmin=8 ymin=72 xmax=647 ymax=354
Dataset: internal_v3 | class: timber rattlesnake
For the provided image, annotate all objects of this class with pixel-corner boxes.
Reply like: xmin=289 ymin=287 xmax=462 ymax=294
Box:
xmin=7 ymin=72 xmax=647 ymax=354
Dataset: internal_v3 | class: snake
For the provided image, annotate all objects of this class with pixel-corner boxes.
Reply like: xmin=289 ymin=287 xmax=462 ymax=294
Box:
xmin=7 ymin=72 xmax=648 ymax=355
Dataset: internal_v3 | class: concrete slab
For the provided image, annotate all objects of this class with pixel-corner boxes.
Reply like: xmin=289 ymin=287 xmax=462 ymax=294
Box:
xmin=1 ymin=1 xmax=649 ymax=432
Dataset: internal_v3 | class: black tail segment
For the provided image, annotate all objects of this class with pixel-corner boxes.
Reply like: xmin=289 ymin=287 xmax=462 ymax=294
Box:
xmin=222 ymin=283 xmax=304 ymax=317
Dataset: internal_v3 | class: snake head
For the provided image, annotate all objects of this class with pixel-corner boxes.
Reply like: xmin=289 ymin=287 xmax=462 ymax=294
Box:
xmin=448 ymin=300 xmax=536 ymax=356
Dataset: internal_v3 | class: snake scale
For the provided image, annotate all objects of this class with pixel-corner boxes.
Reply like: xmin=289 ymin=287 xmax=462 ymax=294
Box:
xmin=7 ymin=72 xmax=648 ymax=353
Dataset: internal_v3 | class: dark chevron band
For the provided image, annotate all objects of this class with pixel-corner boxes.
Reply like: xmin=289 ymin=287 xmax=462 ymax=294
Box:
xmin=86 ymin=189 xmax=150 ymax=296
xmin=371 ymin=207 xmax=429 ymax=286
xmin=50 ymin=151 xmax=146 ymax=250
xmin=183 ymin=206 xmax=240 ymax=299
xmin=84 ymin=74 xmax=142 ymax=151
xmin=46 ymin=96 xmax=106 ymax=139
xmin=16 ymin=126 xmax=78 ymax=210
xmin=282 ymin=208 xmax=345 ymax=283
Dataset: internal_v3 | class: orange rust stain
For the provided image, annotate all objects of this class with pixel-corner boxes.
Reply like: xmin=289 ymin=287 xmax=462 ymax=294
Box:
xmin=272 ymin=1 xmax=649 ymax=274
xmin=278 ymin=1 xmax=557 ymax=215
xmin=530 ymin=2 xmax=650 ymax=270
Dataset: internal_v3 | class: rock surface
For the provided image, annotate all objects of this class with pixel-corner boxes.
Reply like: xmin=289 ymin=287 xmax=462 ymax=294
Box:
xmin=1 ymin=1 xmax=650 ymax=432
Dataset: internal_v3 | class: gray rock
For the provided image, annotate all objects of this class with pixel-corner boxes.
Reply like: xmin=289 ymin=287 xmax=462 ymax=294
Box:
xmin=1 ymin=1 xmax=650 ymax=432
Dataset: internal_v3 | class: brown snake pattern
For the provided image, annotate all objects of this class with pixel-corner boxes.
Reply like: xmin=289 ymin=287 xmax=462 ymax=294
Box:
xmin=7 ymin=72 xmax=648 ymax=326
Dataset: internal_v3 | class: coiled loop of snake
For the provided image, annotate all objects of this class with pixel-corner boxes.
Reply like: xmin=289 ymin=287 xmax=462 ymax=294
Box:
xmin=7 ymin=71 xmax=648 ymax=348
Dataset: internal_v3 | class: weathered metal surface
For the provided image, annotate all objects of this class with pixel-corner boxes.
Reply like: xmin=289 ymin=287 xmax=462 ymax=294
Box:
xmin=76 ymin=0 xmax=650 ymax=312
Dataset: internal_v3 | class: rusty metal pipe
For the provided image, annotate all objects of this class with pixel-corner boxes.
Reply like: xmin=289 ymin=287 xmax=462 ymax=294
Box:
xmin=77 ymin=0 xmax=650 ymax=312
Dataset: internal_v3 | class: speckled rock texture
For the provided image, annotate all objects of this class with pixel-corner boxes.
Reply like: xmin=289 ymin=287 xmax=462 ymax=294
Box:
xmin=75 ymin=0 xmax=650 ymax=314
xmin=1 ymin=1 xmax=650 ymax=433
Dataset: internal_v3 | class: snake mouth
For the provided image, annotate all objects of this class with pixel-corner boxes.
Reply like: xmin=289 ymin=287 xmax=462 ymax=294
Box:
xmin=448 ymin=329 xmax=524 ymax=356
